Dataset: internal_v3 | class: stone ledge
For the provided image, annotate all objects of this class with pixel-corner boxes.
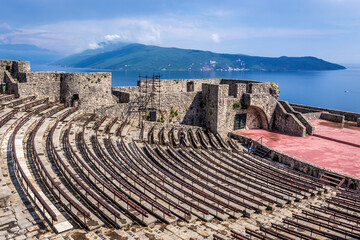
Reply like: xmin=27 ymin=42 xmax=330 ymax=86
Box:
xmin=320 ymin=112 xmax=344 ymax=123
xmin=290 ymin=103 xmax=360 ymax=122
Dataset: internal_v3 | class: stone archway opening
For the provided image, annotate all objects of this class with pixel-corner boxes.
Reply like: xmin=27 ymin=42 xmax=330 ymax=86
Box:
xmin=234 ymin=106 xmax=268 ymax=130
xmin=246 ymin=106 xmax=269 ymax=129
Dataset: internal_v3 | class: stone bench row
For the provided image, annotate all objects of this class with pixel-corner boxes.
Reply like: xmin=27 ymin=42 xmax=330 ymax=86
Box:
xmin=140 ymin=141 xmax=241 ymax=219
xmin=10 ymin=112 xmax=68 ymax=233
xmin=91 ymin=130 xmax=188 ymax=224
xmin=206 ymin=150 xmax=317 ymax=200
xmin=33 ymin=117 xmax=94 ymax=230
xmin=80 ymin=126 xmax=158 ymax=225
xmin=64 ymin=123 xmax=131 ymax=228
xmin=176 ymin=147 xmax=287 ymax=207
xmin=231 ymin=192 xmax=360 ymax=240
xmin=50 ymin=121 xmax=119 ymax=229
xmin=1 ymin=101 xmax=113 ymax=232
xmin=142 ymin=123 xmax=230 ymax=150
xmin=106 ymin=136 xmax=213 ymax=221
xmin=160 ymin=144 xmax=268 ymax=213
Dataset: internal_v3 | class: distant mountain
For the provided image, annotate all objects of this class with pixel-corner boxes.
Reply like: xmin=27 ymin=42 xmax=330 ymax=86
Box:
xmin=54 ymin=41 xmax=128 ymax=67
xmin=54 ymin=42 xmax=346 ymax=71
xmin=0 ymin=44 xmax=61 ymax=64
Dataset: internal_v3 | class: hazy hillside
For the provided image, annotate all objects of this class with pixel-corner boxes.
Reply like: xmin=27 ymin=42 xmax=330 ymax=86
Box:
xmin=54 ymin=43 xmax=346 ymax=71
xmin=0 ymin=44 xmax=60 ymax=64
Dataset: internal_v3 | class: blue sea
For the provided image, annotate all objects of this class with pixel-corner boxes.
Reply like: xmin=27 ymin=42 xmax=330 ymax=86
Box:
xmin=32 ymin=64 xmax=360 ymax=113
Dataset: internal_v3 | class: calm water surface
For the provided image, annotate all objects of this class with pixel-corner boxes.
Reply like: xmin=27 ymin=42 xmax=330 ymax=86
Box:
xmin=32 ymin=64 xmax=360 ymax=113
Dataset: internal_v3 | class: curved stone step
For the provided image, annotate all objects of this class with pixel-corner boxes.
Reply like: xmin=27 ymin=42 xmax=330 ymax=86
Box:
xmin=67 ymin=124 xmax=132 ymax=228
xmin=35 ymin=118 xmax=102 ymax=230
xmin=15 ymin=115 xmax=73 ymax=233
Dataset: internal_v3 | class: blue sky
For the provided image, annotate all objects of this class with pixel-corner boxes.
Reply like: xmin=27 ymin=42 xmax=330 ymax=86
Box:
xmin=0 ymin=0 xmax=360 ymax=63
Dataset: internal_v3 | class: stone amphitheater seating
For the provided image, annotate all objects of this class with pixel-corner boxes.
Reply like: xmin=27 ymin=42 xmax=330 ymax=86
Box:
xmin=1 ymin=93 xmax=360 ymax=239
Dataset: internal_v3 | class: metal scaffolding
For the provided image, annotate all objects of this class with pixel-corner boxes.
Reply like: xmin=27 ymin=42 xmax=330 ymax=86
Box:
xmin=132 ymin=74 xmax=161 ymax=126
xmin=137 ymin=73 xmax=161 ymax=111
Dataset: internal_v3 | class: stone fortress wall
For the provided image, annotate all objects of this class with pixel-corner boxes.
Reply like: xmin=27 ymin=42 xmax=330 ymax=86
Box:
xmin=0 ymin=59 xmax=317 ymax=137
xmin=2 ymin=59 xmax=359 ymax=138
xmin=60 ymin=72 xmax=116 ymax=112
xmin=0 ymin=60 xmax=116 ymax=111
xmin=15 ymin=72 xmax=62 ymax=102
xmin=110 ymin=78 xmax=291 ymax=137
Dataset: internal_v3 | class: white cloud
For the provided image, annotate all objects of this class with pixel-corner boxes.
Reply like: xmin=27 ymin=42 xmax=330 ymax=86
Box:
xmin=104 ymin=34 xmax=120 ymax=41
xmin=211 ymin=33 xmax=220 ymax=43
xmin=88 ymin=42 xmax=102 ymax=49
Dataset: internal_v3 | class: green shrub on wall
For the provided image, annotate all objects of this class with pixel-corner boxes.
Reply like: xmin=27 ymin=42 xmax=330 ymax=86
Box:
xmin=169 ymin=109 xmax=179 ymax=119
xmin=157 ymin=116 xmax=165 ymax=123
xmin=233 ymin=101 xmax=248 ymax=109
xmin=233 ymin=101 xmax=241 ymax=109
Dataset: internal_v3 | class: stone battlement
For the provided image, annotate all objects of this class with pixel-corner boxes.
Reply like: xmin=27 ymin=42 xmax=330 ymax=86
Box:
xmin=0 ymin=59 xmax=31 ymax=74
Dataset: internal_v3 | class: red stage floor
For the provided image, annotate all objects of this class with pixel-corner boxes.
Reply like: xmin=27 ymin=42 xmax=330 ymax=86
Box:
xmin=237 ymin=119 xmax=360 ymax=178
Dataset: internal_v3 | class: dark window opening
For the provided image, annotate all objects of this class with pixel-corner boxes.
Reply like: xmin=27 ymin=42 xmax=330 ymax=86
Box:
xmin=234 ymin=114 xmax=246 ymax=130
xmin=71 ymin=94 xmax=80 ymax=107
xmin=150 ymin=111 xmax=156 ymax=121
xmin=187 ymin=81 xmax=194 ymax=92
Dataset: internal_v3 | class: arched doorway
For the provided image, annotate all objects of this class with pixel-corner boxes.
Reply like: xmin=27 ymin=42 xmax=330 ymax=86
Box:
xmin=234 ymin=106 xmax=268 ymax=130
xmin=246 ymin=106 xmax=268 ymax=129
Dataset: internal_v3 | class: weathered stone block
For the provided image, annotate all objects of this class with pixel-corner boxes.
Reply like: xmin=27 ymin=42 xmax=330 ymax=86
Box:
xmin=320 ymin=112 xmax=344 ymax=123
xmin=302 ymin=112 xmax=322 ymax=120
